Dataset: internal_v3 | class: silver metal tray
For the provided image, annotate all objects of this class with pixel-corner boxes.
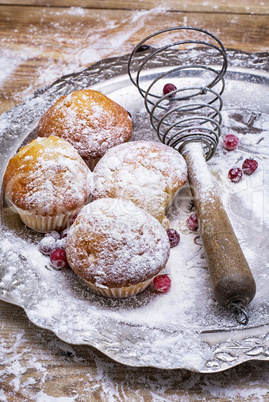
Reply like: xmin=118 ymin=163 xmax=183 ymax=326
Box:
xmin=0 ymin=49 xmax=269 ymax=373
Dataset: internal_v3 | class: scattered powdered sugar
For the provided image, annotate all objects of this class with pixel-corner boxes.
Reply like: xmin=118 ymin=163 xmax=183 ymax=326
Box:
xmin=1 ymin=54 xmax=269 ymax=375
xmin=0 ymin=6 xmax=168 ymax=114
xmin=1 ymin=15 xmax=269 ymax=396
xmin=1 ymin=114 xmax=269 ymax=372
xmin=1 ymin=302 xmax=269 ymax=401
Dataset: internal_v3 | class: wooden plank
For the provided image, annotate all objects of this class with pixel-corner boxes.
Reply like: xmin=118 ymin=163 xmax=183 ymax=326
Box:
xmin=0 ymin=0 xmax=268 ymax=14
xmin=0 ymin=6 xmax=267 ymax=53
xmin=1 ymin=6 xmax=268 ymax=55
xmin=0 ymin=301 xmax=105 ymax=400
xmin=0 ymin=5 xmax=268 ymax=115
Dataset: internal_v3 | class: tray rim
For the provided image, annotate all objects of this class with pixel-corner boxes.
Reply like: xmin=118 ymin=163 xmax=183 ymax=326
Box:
xmin=0 ymin=49 xmax=269 ymax=373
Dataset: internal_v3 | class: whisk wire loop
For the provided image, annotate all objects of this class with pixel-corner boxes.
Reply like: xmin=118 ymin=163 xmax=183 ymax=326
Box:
xmin=143 ymin=65 xmax=225 ymax=110
xmin=128 ymin=26 xmax=228 ymax=161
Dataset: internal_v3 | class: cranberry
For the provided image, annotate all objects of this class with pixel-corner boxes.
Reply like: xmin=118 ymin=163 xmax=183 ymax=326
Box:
xmin=242 ymin=158 xmax=258 ymax=175
xmin=166 ymin=228 xmax=180 ymax=248
xmin=50 ymin=248 xmax=68 ymax=270
xmin=186 ymin=213 xmax=199 ymax=231
xmin=153 ymin=274 xmax=171 ymax=293
xmin=163 ymin=83 xmax=177 ymax=97
xmin=228 ymin=167 xmax=243 ymax=183
xmin=223 ymin=134 xmax=239 ymax=150
xmin=38 ymin=235 xmax=57 ymax=255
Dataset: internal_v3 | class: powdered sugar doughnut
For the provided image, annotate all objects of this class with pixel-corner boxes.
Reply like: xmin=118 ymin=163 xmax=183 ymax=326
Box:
xmin=92 ymin=141 xmax=187 ymax=228
xmin=66 ymin=198 xmax=170 ymax=298
xmin=3 ymin=135 xmax=91 ymax=232
xmin=37 ymin=89 xmax=132 ymax=169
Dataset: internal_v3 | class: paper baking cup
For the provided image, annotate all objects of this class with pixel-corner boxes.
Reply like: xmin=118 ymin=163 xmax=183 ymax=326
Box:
xmin=84 ymin=277 xmax=153 ymax=298
xmin=13 ymin=205 xmax=81 ymax=233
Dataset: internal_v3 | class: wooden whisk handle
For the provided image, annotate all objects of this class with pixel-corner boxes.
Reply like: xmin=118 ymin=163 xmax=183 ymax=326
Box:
xmin=183 ymin=142 xmax=256 ymax=319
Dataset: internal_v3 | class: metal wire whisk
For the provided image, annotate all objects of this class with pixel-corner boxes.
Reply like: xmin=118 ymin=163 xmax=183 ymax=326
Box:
xmin=128 ymin=26 xmax=228 ymax=160
xmin=128 ymin=27 xmax=256 ymax=325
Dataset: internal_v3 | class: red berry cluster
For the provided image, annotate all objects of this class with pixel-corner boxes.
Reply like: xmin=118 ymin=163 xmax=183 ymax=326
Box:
xmin=38 ymin=229 xmax=69 ymax=269
xmin=228 ymin=158 xmax=258 ymax=183
xmin=153 ymin=227 xmax=182 ymax=294
xmin=223 ymin=134 xmax=258 ymax=183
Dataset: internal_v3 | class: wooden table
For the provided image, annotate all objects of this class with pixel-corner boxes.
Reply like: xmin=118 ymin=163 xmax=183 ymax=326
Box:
xmin=1 ymin=1 xmax=269 ymax=400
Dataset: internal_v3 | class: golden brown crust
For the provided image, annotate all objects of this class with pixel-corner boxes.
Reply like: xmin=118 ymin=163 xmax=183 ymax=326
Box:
xmin=3 ymin=136 xmax=91 ymax=215
xmin=37 ymin=89 xmax=132 ymax=161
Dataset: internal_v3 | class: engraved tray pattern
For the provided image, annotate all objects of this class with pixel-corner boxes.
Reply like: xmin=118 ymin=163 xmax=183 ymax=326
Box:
xmin=0 ymin=49 xmax=269 ymax=372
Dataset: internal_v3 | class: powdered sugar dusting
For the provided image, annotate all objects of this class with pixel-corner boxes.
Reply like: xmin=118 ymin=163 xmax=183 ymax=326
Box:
xmin=4 ymin=136 xmax=91 ymax=214
xmin=37 ymin=90 xmax=132 ymax=160
xmin=66 ymin=198 xmax=170 ymax=288
xmin=92 ymin=140 xmax=187 ymax=227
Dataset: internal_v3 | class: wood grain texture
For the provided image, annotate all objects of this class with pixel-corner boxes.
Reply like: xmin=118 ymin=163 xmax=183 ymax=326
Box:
xmin=184 ymin=143 xmax=256 ymax=308
xmin=0 ymin=5 xmax=268 ymax=114
xmin=1 ymin=2 xmax=269 ymax=399
xmin=1 ymin=0 xmax=269 ymax=14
